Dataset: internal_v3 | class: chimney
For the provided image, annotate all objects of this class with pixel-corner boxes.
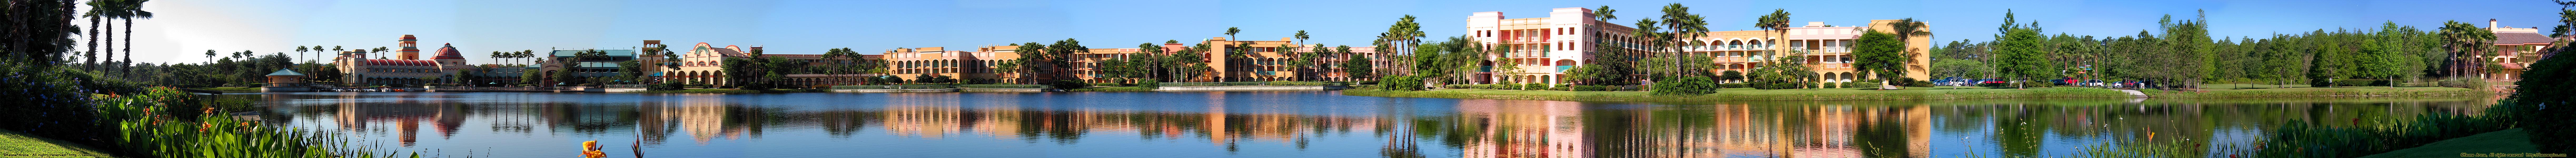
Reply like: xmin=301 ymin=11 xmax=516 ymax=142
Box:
xmin=2491 ymin=19 xmax=2499 ymax=28
xmin=1281 ymin=37 xmax=1292 ymax=42
xmin=749 ymin=47 xmax=763 ymax=52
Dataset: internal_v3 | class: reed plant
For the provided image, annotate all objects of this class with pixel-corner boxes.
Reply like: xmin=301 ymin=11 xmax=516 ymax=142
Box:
xmin=2222 ymin=99 xmax=2519 ymax=158
xmin=95 ymin=87 xmax=428 ymax=158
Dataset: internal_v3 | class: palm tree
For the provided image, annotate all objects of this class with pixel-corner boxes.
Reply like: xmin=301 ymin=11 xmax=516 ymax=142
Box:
xmin=296 ymin=46 xmax=309 ymax=62
xmin=1753 ymin=9 xmax=1792 ymax=57
xmin=82 ymin=0 xmax=104 ymax=71
xmin=2437 ymin=21 xmax=2496 ymax=78
xmin=1226 ymin=27 xmax=1241 ymax=41
xmin=1294 ymin=30 xmax=1310 ymax=45
xmin=203 ymin=50 xmax=215 ymax=63
xmin=820 ymin=48 xmax=858 ymax=85
xmin=112 ymin=0 xmax=150 ymax=76
xmin=1658 ymin=3 xmax=1707 ymax=78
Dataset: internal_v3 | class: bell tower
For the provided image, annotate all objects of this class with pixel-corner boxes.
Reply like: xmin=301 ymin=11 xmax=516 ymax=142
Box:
xmin=398 ymin=35 xmax=422 ymax=60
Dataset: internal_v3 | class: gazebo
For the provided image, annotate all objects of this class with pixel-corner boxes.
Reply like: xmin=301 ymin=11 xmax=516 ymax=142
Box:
xmin=261 ymin=68 xmax=311 ymax=92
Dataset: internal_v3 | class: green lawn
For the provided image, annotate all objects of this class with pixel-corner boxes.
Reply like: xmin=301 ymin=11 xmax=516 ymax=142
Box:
xmin=2359 ymin=128 xmax=2542 ymax=158
xmin=2199 ymin=83 xmax=2313 ymax=89
xmin=1068 ymin=86 xmax=1155 ymax=92
xmin=2142 ymin=86 xmax=2487 ymax=98
xmin=0 ymin=129 xmax=111 ymax=157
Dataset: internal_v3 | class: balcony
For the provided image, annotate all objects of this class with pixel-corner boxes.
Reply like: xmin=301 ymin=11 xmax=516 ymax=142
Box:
xmin=1556 ymin=66 xmax=1572 ymax=72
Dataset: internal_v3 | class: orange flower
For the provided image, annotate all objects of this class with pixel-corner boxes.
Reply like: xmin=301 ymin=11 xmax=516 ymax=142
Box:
xmin=198 ymin=123 xmax=212 ymax=131
xmin=579 ymin=141 xmax=606 ymax=158
xmin=203 ymin=107 xmax=216 ymax=114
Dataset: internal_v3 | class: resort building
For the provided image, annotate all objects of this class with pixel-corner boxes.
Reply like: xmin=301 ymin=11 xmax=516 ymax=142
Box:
xmin=1466 ymin=7 xmax=1931 ymax=85
xmin=1681 ymin=20 xmax=1934 ymax=84
xmin=1068 ymin=43 xmax=1188 ymax=83
xmin=530 ymin=48 xmax=638 ymax=85
xmin=334 ymin=35 xmax=474 ymax=86
xmin=1465 ymin=8 xmax=1641 ymax=85
xmin=669 ymin=42 xmax=759 ymax=86
xmin=2487 ymin=19 xmax=2555 ymax=81
xmin=757 ymin=53 xmax=884 ymax=88
xmin=1205 ymin=37 xmax=1311 ymax=82
xmin=888 ymin=47 xmax=1004 ymax=84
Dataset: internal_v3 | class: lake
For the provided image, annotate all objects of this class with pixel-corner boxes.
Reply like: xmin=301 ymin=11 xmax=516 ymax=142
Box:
xmin=217 ymin=91 xmax=2499 ymax=157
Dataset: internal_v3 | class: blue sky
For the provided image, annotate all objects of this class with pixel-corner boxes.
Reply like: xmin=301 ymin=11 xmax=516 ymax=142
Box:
xmin=125 ymin=0 xmax=2564 ymax=64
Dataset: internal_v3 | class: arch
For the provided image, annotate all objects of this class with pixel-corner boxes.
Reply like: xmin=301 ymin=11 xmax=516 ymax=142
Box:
xmin=1555 ymin=59 xmax=1577 ymax=66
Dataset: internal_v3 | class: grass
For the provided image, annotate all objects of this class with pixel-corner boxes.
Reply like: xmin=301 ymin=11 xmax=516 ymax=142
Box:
xmin=2139 ymin=86 xmax=2488 ymax=98
xmin=192 ymin=87 xmax=260 ymax=92
xmin=2198 ymin=83 xmax=2313 ymax=89
xmin=637 ymin=88 xmax=827 ymax=93
xmin=1343 ymin=87 xmax=2132 ymax=102
xmin=0 ymin=129 xmax=110 ymax=157
xmin=1061 ymin=87 xmax=1154 ymax=92
xmin=2357 ymin=128 xmax=2541 ymax=158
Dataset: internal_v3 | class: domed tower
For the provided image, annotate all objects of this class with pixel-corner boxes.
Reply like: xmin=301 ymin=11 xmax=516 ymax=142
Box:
xmin=398 ymin=35 xmax=422 ymax=60
xmin=432 ymin=43 xmax=470 ymax=72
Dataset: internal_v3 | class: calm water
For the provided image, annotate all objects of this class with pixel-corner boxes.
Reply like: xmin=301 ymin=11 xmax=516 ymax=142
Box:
xmin=218 ymin=91 xmax=2498 ymax=157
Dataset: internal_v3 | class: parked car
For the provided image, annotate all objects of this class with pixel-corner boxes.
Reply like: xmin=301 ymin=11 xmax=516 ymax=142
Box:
xmin=2082 ymin=80 xmax=2105 ymax=87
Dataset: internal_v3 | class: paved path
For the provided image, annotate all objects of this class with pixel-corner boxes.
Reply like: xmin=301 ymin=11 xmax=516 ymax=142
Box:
xmin=2113 ymin=89 xmax=2148 ymax=97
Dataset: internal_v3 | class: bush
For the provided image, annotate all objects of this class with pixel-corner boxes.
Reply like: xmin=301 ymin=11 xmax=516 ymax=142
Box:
xmin=1895 ymin=77 xmax=1935 ymax=87
xmin=1571 ymin=85 xmax=1608 ymax=91
xmin=2511 ymin=51 xmax=2575 ymax=153
xmin=1089 ymin=82 xmax=1120 ymax=87
xmin=1138 ymin=79 xmax=1161 ymax=88
xmin=1046 ymin=80 xmax=1089 ymax=90
xmin=2016 ymin=81 xmax=2054 ymax=88
xmin=1977 ymin=83 xmax=2008 ymax=87
xmin=646 ymin=82 xmax=685 ymax=91
xmin=1650 ymin=77 xmax=1717 ymax=96
xmin=2326 ymin=79 xmax=2390 ymax=87
xmin=1523 ymin=83 xmax=1547 ymax=90
xmin=1267 ymin=81 xmax=1329 ymax=86
xmin=1718 ymin=83 xmax=1748 ymax=88
xmin=1547 ymin=86 xmax=1568 ymax=91
xmin=1380 ymin=76 xmax=1424 ymax=91
xmin=1494 ymin=84 xmax=1520 ymax=90
xmin=1359 ymin=81 xmax=1379 ymax=85
xmin=1839 ymin=80 xmax=1879 ymax=88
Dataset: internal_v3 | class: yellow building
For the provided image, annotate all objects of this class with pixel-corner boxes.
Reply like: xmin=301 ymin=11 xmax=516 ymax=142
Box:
xmin=669 ymin=42 xmax=758 ymax=86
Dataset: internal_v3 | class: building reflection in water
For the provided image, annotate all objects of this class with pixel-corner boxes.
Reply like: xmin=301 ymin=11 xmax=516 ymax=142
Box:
xmin=271 ymin=92 xmax=2493 ymax=157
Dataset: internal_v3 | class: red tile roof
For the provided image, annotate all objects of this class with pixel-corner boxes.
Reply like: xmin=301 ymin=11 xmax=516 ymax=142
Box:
xmin=363 ymin=60 xmax=439 ymax=66
xmin=432 ymin=43 xmax=467 ymax=60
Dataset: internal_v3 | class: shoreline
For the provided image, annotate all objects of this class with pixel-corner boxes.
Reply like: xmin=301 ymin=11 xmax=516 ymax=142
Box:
xmin=1340 ymin=86 xmax=2491 ymax=102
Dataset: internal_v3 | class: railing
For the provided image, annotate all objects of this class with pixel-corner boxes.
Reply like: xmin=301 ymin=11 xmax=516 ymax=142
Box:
xmin=1822 ymin=47 xmax=1850 ymax=53
xmin=831 ymin=85 xmax=957 ymax=90
xmin=1160 ymin=82 xmax=1350 ymax=87
xmin=601 ymin=84 xmax=647 ymax=88
xmin=1556 ymin=66 xmax=1572 ymax=72
xmin=958 ymin=84 xmax=1049 ymax=89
